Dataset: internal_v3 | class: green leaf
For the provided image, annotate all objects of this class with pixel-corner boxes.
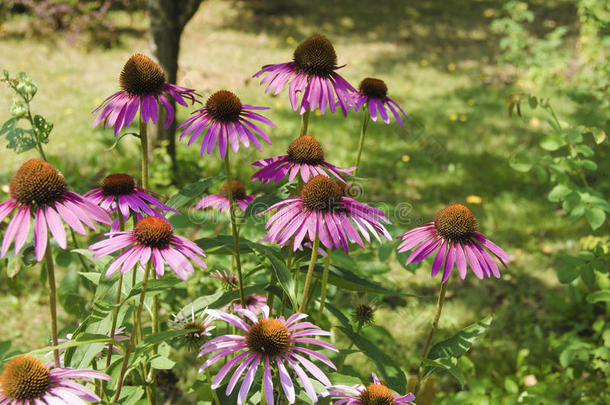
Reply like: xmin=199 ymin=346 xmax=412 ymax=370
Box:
xmin=423 ymin=357 xmax=465 ymax=387
xmin=509 ymin=151 xmax=533 ymax=172
xmin=249 ymin=243 xmax=297 ymax=310
xmin=424 ymin=315 xmax=493 ymax=379
xmin=151 ymin=354 xmax=176 ymax=369
xmin=539 ymin=133 xmax=565 ymax=151
xmin=557 ymin=265 xmax=579 ymax=284
xmin=548 ymin=184 xmax=572 ymax=203
xmin=302 ymin=264 xmax=415 ymax=297
xmin=57 ymin=271 xmax=87 ymax=316
xmin=586 ymin=290 xmax=610 ymax=304
xmin=338 ymin=326 xmax=406 ymax=392
xmin=166 ymin=177 xmax=216 ymax=210
xmin=195 ymin=235 xmax=254 ymax=255
xmin=143 ymin=329 xmax=197 ymax=346
xmin=23 ymin=337 xmax=113 ymax=357
xmin=72 ymin=249 xmax=113 ymax=272
xmin=585 ymin=126 xmax=606 ymax=144
xmin=585 ymin=207 xmax=606 ymax=230
xmin=126 ymin=277 xmax=184 ymax=301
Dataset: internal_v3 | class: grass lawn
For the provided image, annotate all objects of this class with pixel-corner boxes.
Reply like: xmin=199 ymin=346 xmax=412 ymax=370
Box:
xmin=0 ymin=0 xmax=595 ymax=402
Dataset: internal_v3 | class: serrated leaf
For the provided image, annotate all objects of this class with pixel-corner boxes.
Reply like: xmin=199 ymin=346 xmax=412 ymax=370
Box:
xmin=424 ymin=315 xmax=493 ymax=380
xmin=423 ymin=357 xmax=465 ymax=387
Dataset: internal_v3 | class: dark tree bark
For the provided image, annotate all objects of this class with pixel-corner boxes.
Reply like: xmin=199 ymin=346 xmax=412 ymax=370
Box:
xmin=148 ymin=0 xmax=202 ymax=172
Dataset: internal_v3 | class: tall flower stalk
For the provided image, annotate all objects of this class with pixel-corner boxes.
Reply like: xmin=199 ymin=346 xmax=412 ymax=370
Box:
xmin=44 ymin=244 xmax=60 ymax=367
xmin=223 ymin=150 xmax=246 ymax=308
xmin=354 ymin=107 xmax=370 ymax=176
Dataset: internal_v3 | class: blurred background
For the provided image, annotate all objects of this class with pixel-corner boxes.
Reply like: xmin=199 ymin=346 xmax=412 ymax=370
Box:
xmin=0 ymin=0 xmax=609 ymax=403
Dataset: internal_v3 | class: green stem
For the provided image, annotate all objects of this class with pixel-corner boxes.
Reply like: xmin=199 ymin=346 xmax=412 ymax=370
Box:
xmin=105 ymin=211 xmax=126 ymax=372
xmin=113 ymin=261 xmax=152 ymax=403
xmin=298 ymin=235 xmax=319 ymax=312
xmin=26 ymin=107 xmax=48 ymax=162
xmin=414 ymin=280 xmax=450 ymax=396
xmin=44 ymin=244 xmax=60 ymax=368
xmin=354 ymin=107 xmax=370 ymax=176
xmin=139 ymin=116 xmax=149 ymax=189
xmin=223 ymin=150 xmax=246 ymax=307
xmin=300 ymin=109 xmax=310 ymax=136
xmin=316 ymin=253 xmax=331 ymax=323
xmin=205 ymin=368 xmax=221 ymax=405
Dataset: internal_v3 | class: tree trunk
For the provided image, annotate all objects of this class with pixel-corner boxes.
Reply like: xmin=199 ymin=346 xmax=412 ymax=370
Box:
xmin=148 ymin=0 xmax=202 ymax=175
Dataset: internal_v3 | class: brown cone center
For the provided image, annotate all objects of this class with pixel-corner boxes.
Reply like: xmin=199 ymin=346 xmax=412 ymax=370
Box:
xmin=360 ymin=384 xmax=395 ymax=405
xmin=246 ymin=318 xmax=290 ymax=356
xmin=301 ymin=175 xmax=343 ymax=212
xmin=220 ymin=180 xmax=247 ymax=200
xmin=10 ymin=159 xmax=68 ymax=206
xmin=359 ymin=78 xmax=388 ymax=100
xmin=205 ymin=90 xmax=242 ymax=123
xmin=119 ymin=54 xmax=166 ymax=95
xmin=293 ymin=35 xmax=338 ymax=77
xmin=434 ymin=203 xmax=477 ymax=242
xmin=0 ymin=356 xmax=50 ymax=401
xmin=134 ymin=216 xmax=173 ymax=248
xmin=287 ymin=135 xmax=325 ymax=165
xmin=102 ymin=173 xmax=136 ymax=196
xmin=353 ymin=304 xmax=376 ymax=327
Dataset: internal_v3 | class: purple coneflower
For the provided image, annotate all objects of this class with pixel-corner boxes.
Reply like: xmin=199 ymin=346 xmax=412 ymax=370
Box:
xmin=252 ymin=135 xmax=355 ymax=184
xmin=85 ymin=173 xmax=178 ymax=231
xmin=229 ymin=294 xmax=267 ymax=314
xmin=199 ymin=305 xmax=338 ymax=404
xmin=170 ymin=307 xmax=215 ymax=351
xmin=93 ymin=54 xmax=198 ymax=135
xmin=0 ymin=159 xmax=111 ymax=261
xmin=264 ymin=175 xmax=391 ymax=252
xmin=178 ymin=90 xmax=275 ymax=158
xmin=325 ymin=372 xmax=415 ymax=405
xmin=195 ymin=181 xmax=256 ymax=213
xmin=349 ymin=78 xmax=408 ymax=126
xmin=88 ymin=216 xmax=207 ymax=281
xmin=397 ymin=203 xmax=510 ymax=283
xmin=253 ymin=35 xmax=356 ymax=115
xmin=0 ymin=355 xmax=110 ymax=404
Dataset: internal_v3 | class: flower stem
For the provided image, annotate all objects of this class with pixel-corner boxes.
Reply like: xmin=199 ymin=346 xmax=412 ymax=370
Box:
xmin=113 ymin=261 xmax=152 ymax=403
xmin=299 ymin=235 xmax=319 ymax=312
xmin=300 ymin=108 xmax=310 ymax=136
xmin=223 ymin=149 xmax=246 ymax=308
xmin=105 ymin=211 xmax=125 ymax=372
xmin=205 ymin=368 xmax=220 ymax=405
xmin=353 ymin=107 xmax=370 ymax=176
xmin=316 ymin=253 xmax=331 ymax=323
xmin=44 ymin=244 xmax=60 ymax=368
xmin=414 ymin=280 xmax=450 ymax=396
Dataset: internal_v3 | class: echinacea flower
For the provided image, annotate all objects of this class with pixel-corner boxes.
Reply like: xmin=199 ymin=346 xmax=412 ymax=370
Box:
xmin=0 ymin=159 xmax=111 ymax=261
xmin=253 ymin=35 xmax=356 ymax=115
xmin=93 ymin=54 xmax=198 ymax=135
xmin=85 ymin=173 xmax=178 ymax=231
xmin=325 ymin=372 xmax=415 ymax=405
xmin=195 ymin=181 xmax=256 ymax=213
xmin=170 ymin=307 xmax=215 ymax=351
xmin=252 ymin=135 xmax=355 ymax=184
xmin=0 ymin=355 xmax=110 ymax=405
xmin=178 ymin=90 xmax=275 ymax=158
xmin=210 ymin=269 xmax=239 ymax=291
xmin=199 ymin=306 xmax=338 ymax=405
xmin=348 ymin=78 xmax=409 ymax=126
xmin=397 ymin=203 xmax=510 ymax=283
xmin=88 ymin=216 xmax=207 ymax=280
xmin=228 ymin=294 xmax=267 ymax=314
xmin=264 ymin=175 xmax=391 ymax=252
